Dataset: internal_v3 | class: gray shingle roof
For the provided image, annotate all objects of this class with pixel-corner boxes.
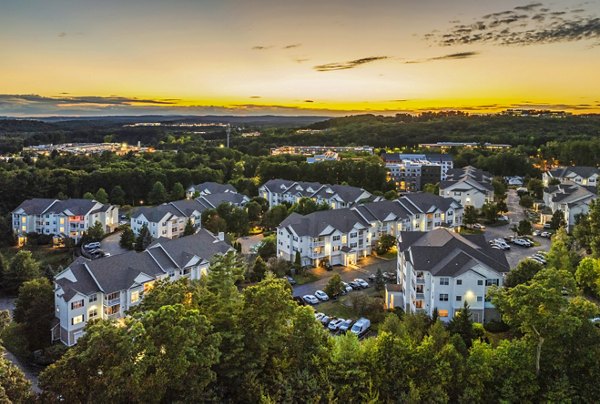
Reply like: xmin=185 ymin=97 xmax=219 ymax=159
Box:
xmin=280 ymin=209 xmax=370 ymax=237
xmin=190 ymin=182 xmax=237 ymax=194
xmin=13 ymin=198 xmax=109 ymax=216
xmin=549 ymin=166 xmax=599 ymax=179
xmin=399 ymin=228 xmax=509 ymax=276
xmin=198 ymin=192 xmax=248 ymax=208
xmin=131 ymin=204 xmax=179 ymax=222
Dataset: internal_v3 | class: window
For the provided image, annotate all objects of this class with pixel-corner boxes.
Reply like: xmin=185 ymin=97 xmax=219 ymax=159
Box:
xmin=485 ymin=279 xmax=499 ymax=286
xmin=89 ymin=308 xmax=98 ymax=319
xmin=456 ymin=279 xmax=462 ymax=285
xmin=477 ymin=280 xmax=483 ymax=286
xmin=131 ymin=290 xmax=140 ymax=304
xmin=439 ymin=294 xmax=449 ymax=301
xmin=72 ymin=314 xmax=84 ymax=325
xmin=71 ymin=300 xmax=84 ymax=310
xmin=88 ymin=295 xmax=97 ymax=303
xmin=415 ymin=300 xmax=423 ymax=309
xmin=477 ymin=296 xmax=483 ymax=302
xmin=350 ymin=232 xmax=357 ymax=238
xmin=456 ymin=296 xmax=462 ymax=302
xmin=438 ymin=309 xmax=448 ymax=317
xmin=333 ymin=235 xmax=341 ymax=241
xmin=440 ymin=278 xmax=449 ymax=285
xmin=350 ymin=242 xmax=357 ymax=248
xmin=106 ymin=292 xmax=119 ymax=302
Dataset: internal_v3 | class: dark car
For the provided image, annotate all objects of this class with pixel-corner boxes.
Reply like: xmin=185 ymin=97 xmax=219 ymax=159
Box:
xmin=348 ymin=281 xmax=360 ymax=290
xmin=292 ymin=296 xmax=306 ymax=306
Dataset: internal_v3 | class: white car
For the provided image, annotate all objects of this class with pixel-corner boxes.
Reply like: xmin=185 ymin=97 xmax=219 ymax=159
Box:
xmin=513 ymin=238 xmax=531 ymax=247
xmin=490 ymin=239 xmax=510 ymax=250
xmin=529 ymin=256 xmax=545 ymax=265
xmin=354 ymin=278 xmax=369 ymax=288
xmin=472 ymin=223 xmax=486 ymax=230
xmin=342 ymin=282 xmax=353 ymax=293
xmin=328 ymin=318 xmax=345 ymax=331
xmin=541 ymin=231 xmax=552 ymax=238
xmin=84 ymin=242 xmax=101 ymax=250
xmin=314 ymin=290 xmax=329 ymax=301
xmin=303 ymin=295 xmax=319 ymax=305
xmin=314 ymin=312 xmax=325 ymax=321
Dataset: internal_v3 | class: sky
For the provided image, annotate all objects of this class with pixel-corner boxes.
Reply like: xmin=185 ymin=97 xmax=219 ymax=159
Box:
xmin=1 ymin=0 xmax=599 ymax=116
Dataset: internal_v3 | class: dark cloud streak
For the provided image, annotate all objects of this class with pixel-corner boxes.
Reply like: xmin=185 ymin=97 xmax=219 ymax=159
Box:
xmin=313 ymin=56 xmax=389 ymax=72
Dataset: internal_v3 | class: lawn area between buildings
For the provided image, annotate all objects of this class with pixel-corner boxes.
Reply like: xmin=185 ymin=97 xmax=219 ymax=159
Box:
xmin=1 ymin=245 xmax=73 ymax=270
xmin=292 ymin=271 xmax=320 ymax=285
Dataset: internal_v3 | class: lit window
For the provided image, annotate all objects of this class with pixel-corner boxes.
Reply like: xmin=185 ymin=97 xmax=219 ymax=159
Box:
xmin=21 ymin=217 xmax=26 ymax=223
xmin=131 ymin=291 xmax=140 ymax=304
xmin=71 ymin=300 xmax=84 ymax=310
xmin=89 ymin=308 xmax=98 ymax=318
xmin=72 ymin=315 xmax=84 ymax=325
xmin=415 ymin=300 xmax=423 ymax=309
xmin=438 ymin=310 xmax=448 ymax=317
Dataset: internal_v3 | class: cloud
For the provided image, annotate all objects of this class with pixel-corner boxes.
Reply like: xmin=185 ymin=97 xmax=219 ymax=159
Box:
xmin=283 ymin=43 xmax=301 ymax=49
xmin=294 ymin=58 xmax=310 ymax=63
xmin=427 ymin=4 xmax=600 ymax=46
xmin=58 ymin=32 xmax=67 ymax=38
xmin=251 ymin=45 xmax=271 ymax=50
xmin=249 ymin=95 xmax=262 ymax=99
xmin=313 ymin=56 xmax=389 ymax=72
xmin=405 ymin=51 xmax=480 ymax=64
xmin=304 ymin=100 xmax=314 ymax=103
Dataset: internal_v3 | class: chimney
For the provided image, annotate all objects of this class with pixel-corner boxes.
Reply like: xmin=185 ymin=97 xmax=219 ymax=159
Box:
xmin=217 ymin=232 xmax=225 ymax=241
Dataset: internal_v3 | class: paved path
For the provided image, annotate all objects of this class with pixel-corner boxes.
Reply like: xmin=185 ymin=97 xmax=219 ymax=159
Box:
xmin=101 ymin=231 xmax=128 ymax=256
xmin=292 ymin=257 xmax=396 ymax=297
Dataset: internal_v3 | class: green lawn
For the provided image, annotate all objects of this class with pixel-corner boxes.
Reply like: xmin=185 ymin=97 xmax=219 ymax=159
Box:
xmin=1 ymin=245 xmax=73 ymax=270
xmin=292 ymin=272 xmax=320 ymax=285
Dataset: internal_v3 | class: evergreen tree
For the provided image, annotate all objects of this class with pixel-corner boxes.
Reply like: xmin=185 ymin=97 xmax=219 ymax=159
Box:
xmin=0 ymin=351 xmax=33 ymax=403
xmin=0 ymin=253 xmax=5 ymax=291
xmin=251 ymin=256 xmax=267 ymax=282
xmin=546 ymin=227 xmax=577 ymax=273
xmin=110 ymin=185 xmax=126 ymax=205
xmin=324 ymin=273 xmax=344 ymax=297
xmin=549 ymin=210 xmax=565 ymax=230
xmin=83 ymin=192 xmax=95 ymax=200
xmin=86 ymin=221 xmax=105 ymax=241
xmin=171 ymin=182 xmax=185 ymax=200
xmin=119 ymin=227 xmax=135 ymax=250
xmin=95 ymin=188 xmax=109 ymax=204
xmin=183 ymin=218 xmax=195 ymax=236
xmin=135 ymin=224 xmax=152 ymax=251
xmin=4 ymin=250 xmax=41 ymax=294
xmin=447 ymin=301 xmax=476 ymax=348
xmin=375 ymin=268 xmax=385 ymax=291
xmin=293 ymin=251 xmax=301 ymax=271
xmin=14 ymin=277 xmax=54 ymax=350
xmin=463 ymin=206 xmax=478 ymax=226
xmin=148 ymin=181 xmax=167 ymax=205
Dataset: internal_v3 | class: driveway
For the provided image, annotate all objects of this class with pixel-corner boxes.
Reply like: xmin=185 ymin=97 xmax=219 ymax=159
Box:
xmin=237 ymin=234 xmax=264 ymax=255
xmin=292 ymin=257 xmax=396 ymax=297
xmin=101 ymin=231 xmax=128 ymax=257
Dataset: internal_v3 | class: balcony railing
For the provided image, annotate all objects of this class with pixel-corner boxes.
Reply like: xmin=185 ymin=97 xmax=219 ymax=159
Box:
xmin=416 ymin=293 xmax=425 ymax=299
xmin=416 ymin=278 xmax=425 ymax=284
xmin=310 ymin=240 xmax=326 ymax=247
xmin=104 ymin=298 xmax=120 ymax=306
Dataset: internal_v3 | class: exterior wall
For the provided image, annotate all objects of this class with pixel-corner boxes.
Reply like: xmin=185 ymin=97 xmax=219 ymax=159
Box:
xmin=440 ymin=185 xmax=491 ymax=209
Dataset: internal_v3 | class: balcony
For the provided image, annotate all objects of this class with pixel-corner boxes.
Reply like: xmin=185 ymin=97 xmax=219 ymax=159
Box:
xmin=104 ymin=298 xmax=120 ymax=307
xmin=310 ymin=240 xmax=326 ymax=247
xmin=416 ymin=278 xmax=425 ymax=284
xmin=416 ymin=293 xmax=425 ymax=299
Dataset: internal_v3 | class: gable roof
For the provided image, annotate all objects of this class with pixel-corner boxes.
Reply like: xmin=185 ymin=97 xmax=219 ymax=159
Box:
xmin=12 ymin=198 xmax=109 ymax=216
xmin=280 ymin=209 xmax=370 ymax=237
xmin=398 ymin=228 xmax=509 ymax=276
xmin=190 ymin=181 xmax=237 ymax=194
xmin=198 ymin=192 xmax=248 ymax=208
xmin=549 ymin=166 xmax=599 ymax=179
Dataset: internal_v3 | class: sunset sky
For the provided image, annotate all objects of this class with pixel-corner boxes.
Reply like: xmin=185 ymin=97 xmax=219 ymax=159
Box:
xmin=1 ymin=0 xmax=599 ymax=116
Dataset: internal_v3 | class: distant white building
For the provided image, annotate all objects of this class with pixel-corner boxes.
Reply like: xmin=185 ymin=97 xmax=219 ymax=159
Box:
xmin=276 ymin=193 xmax=463 ymax=267
xmin=259 ymin=179 xmax=374 ymax=209
xmin=12 ymin=199 xmax=118 ymax=243
xmin=387 ymin=228 xmax=509 ymax=323
xmin=439 ymin=166 xmax=495 ymax=209
xmin=52 ymin=229 xmax=231 ymax=346
xmin=382 ymin=153 xmax=454 ymax=180
xmin=543 ymin=166 xmax=599 ymax=187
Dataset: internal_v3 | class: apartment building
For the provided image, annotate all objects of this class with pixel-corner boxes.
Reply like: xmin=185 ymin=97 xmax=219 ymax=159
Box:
xmin=259 ymin=179 xmax=374 ymax=209
xmin=131 ymin=192 xmax=249 ymax=239
xmin=12 ymin=198 xmax=118 ymax=243
xmin=387 ymin=228 xmax=509 ymax=323
xmin=52 ymin=229 xmax=231 ymax=346
xmin=276 ymin=193 xmax=463 ymax=267
xmin=542 ymin=166 xmax=599 ymax=187
xmin=382 ymin=153 xmax=454 ymax=179
xmin=386 ymin=161 xmax=442 ymax=192
xmin=186 ymin=181 xmax=238 ymax=199
xmin=439 ymin=166 xmax=495 ymax=209
xmin=542 ymin=181 xmax=597 ymax=231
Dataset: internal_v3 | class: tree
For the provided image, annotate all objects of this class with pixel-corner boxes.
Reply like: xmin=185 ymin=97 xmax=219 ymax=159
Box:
xmin=95 ymin=187 xmax=109 ymax=204
xmin=14 ymin=277 xmax=54 ymax=350
xmin=83 ymin=192 xmax=95 ymax=200
xmin=201 ymin=209 xmax=227 ymax=235
xmin=0 ymin=352 xmax=33 ymax=403
xmin=293 ymin=251 xmax=301 ymax=271
xmin=324 ymin=273 xmax=344 ymax=297
xmin=135 ymin=224 xmax=152 ymax=251
xmin=183 ymin=218 xmax=195 ymax=236
xmin=527 ymin=178 xmax=544 ymax=199
xmin=262 ymin=205 xmax=289 ymax=229
xmin=463 ymin=206 xmax=478 ymax=226
xmin=171 ymin=182 xmax=185 ymax=200
xmin=119 ymin=227 xmax=135 ymax=250
xmin=375 ymin=234 xmax=396 ymax=255
xmin=481 ymin=202 xmax=499 ymax=223
xmin=86 ymin=221 xmax=105 ymax=241
xmin=549 ymin=210 xmax=565 ymax=230
xmin=447 ymin=301 xmax=476 ymax=348
xmin=545 ymin=227 xmax=577 ymax=273
xmin=516 ymin=219 xmax=532 ymax=236
xmin=492 ymin=177 xmax=507 ymax=200
xmin=423 ymin=183 xmax=439 ymax=195
xmin=3 ymin=250 xmax=41 ymax=294
xmin=504 ymin=259 xmax=543 ymax=288
xmin=251 ymin=256 xmax=268 ymax=282
xmin=374 ymin=268 xmax=385 ymax=291
xmin=257 ymin=237 xmax=276 ymax=261
xmin=266 ymin=257 xmax=290 ymax=277
xmin=147 ymin=181 xmax=167 ymax=205
xmin=587 ymin=200 xmax=600 ymax=257
xmin=384 ymin=190 xmax=398 ymax=200
xmin=519 ymin=194 xmax=534 ymax=208
xmin=573 ymin=213 xmax=592 ymax=253
xmin=246 ymin=201 xmax=262 ymax=223
xmin=110 ymin=185 xmax=126 ymax=205
xmin=575 ymin=257 xmax=600 ymax=295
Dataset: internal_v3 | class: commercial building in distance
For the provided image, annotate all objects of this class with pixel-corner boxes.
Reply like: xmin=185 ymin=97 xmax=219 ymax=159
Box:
xmin=270 ymin=145 xmax=374 ymax=156
xmin=418 ymin=142 xmax=511 ymax=151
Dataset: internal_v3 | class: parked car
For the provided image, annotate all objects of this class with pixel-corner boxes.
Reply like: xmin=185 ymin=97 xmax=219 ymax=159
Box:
xmin=292 ymin=296 xmax=306 ymax=306
xmin=472 ymin=223 xmax=486 ymax=230
xmin=541 ymin=231 xmax=552 ymax=238
xmin=368 ymin=273 xmax=376 ymax=281
xmin=323 ymin=261 xmax=333 ymax=271
xmin=513 ymin=238 xmax=532 ymax=247
xmin=315 ymin=290 xmax=329 ymax=301
xmin=328 ymin=318 xmax=345 ymax=331
xmin=285 ymin=275 xmax=297 ymax=285
xmin=314 ymin=312 xmax=325 ymax=321
xmin=102 ymin=252 xmax=111 ymax=257
xmin=342 ymin=282 xmax=353 ymax=293
xmin=383 ymin=272 xmax=395 ymax=280
xmin=338 ymin=319 xmax=353 ymax=333
xmin=303 ymin=295 xmax=319 ymax=305
xmin=84 ymin=242 xmax=101 ymax=250
xmin=348 ymin=281 xmax=361 ymax=290
xmin=543 ymin=223 xmax=552 ymax=229
xmin=533 ymin=230 xmax=541 ymax=236
xmin=350 ymin=317 xmax=371 ymax=337
xmin=498 ymin=215 xmax=509 ymax=222
xmin=320 ymin=315 xmax=332 ymax=326
xmin=354 ymin=278 xmax=369 ymax=288
xmin=489 ymin=239 xmax=510 ymax=250
xmin=529 ymin=256 xmax=545 ymax=265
